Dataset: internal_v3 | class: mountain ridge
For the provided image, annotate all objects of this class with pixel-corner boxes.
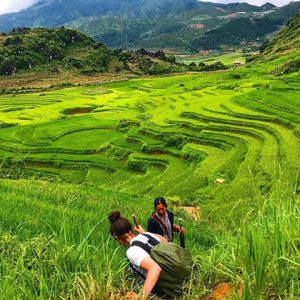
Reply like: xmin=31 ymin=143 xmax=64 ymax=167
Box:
xmin=0 ymin=0 xmax=299 ymax=52
xmin=262 ymin=8 xmax=300 ymax=56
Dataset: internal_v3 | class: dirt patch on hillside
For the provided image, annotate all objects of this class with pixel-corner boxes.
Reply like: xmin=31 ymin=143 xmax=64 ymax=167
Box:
xmin=173 ymin=204 xmax=200 ymax=220
xmin=228 ymin=13 xmax=237 ymax=18
xmin=191 ymin=23 xmax=205 ymax=29
xmin=0 ymin=72 xmax=129 ymax=92
xmin=203 ymin=283 xmax=243 ymax=300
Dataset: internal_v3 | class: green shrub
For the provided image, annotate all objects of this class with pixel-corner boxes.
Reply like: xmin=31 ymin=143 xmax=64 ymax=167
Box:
xmin=127 ymin=160 xmax=147 ymax=173
xmin=166 ymin=134 xmax=186 ymax=149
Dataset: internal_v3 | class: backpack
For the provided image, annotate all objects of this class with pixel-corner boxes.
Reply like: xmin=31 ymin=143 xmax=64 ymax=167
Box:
xmin=130 ymin=233 xmax=193 ymax=299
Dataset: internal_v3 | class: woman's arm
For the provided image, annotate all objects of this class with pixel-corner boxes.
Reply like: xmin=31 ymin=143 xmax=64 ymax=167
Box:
xmin=140 ymin=257 xmax=162 ymax=298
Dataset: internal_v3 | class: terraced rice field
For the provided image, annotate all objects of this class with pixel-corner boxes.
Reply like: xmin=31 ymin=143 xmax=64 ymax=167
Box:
xmin=0 ymin=68 xmax=299 ymax=202
xmin=175 ymin=50 xmax=246 ymax=66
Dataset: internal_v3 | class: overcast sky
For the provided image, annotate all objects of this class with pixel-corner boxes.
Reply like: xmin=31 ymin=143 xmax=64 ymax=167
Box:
xmin=0 ymin=0 xmax=296 ymax=15
xmin=0 ymin=0 xmax=37 ymax=14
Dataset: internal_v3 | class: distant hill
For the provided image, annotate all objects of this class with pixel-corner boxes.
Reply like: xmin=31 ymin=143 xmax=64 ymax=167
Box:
xmin=261 ymin=2 xmax=277 ymax=11
xmin=0 ymin=27 xmax=186 ymax=76
xmin=190 ymin=16 xmax=279 ymax=51
xmin=0 ymin=0 xmax=299 ymax=52
xmin=189 ymin=2 xmax=300 ymax=51
xmin=264 ymin=1 xmax=300 ymax=22
xmin=0 ymin=0 xmax=207 ymax=32
xmin=63 ymin=2 xmax=300 ymax=52
xmin=223 ymin=2 xmax=271 ymax=12
xmin=0 ymin=0 xmax=277 ymax=34
xmin=262 ymin=9 xmax=300 ymax=56
xmin=251 ymin=9 xmax=300 ymax=75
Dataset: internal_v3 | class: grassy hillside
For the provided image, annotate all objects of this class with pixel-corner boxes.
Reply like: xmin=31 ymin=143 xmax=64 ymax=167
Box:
xmin=263 ymin=9 xmax=300 ymax=57
xmin=252 ymin=8 xmax=300 ymax=76
xmin=0 ymin=164 xmax=298 ymax=298
xmin=175 ymin=50 xmax=245 ymax=65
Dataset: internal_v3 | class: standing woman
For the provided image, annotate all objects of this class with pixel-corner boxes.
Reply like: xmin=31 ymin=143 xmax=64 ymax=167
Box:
xmin=147 ymin=197 xmax=184 ymax=242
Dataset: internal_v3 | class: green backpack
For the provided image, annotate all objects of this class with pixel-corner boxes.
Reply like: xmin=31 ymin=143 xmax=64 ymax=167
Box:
xmin=131 ymin=233 xmax=193 ymax=299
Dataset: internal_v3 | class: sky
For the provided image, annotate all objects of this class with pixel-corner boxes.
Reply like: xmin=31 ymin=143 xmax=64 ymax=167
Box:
xmin=0 ymin=0 xmax=296 ymax=15
xmin=0 ymin=0 xmax=37 ymax=14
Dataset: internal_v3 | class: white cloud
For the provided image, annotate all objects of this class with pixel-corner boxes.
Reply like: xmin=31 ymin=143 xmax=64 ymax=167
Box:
xmin=0 ymin=0 xmax=37 ymax=14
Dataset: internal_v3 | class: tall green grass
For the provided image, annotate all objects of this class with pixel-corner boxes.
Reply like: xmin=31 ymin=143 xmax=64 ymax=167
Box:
xmin=187 ymin=191 xmax=299 ymax=299
xmin=0 ymin=179 xmax=298 ymax=299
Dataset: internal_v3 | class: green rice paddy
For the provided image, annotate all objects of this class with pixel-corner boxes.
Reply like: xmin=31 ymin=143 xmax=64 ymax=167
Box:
xmin=1 ymin=64 xmax=299 ymax=202
xmin=0 ymin=59 xmax=299 ymax=299
xmin=175 ymin=51 xmax=246 ymax=66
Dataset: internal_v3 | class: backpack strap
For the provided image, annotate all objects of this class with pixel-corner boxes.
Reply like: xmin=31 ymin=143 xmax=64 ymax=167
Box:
xmin=142 ymin=233 xmax=160 ymax=246
xmin=130 ymin=234 xmax=159 ymax=253
xmin=131 ymin=240 xmax=152 ymax=254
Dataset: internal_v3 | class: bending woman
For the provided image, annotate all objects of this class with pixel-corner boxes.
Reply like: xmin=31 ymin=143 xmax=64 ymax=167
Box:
xmin=147 ymin=197 xmax=184 ymax=242
xmin=108 ymin=211 xmax=168 ymax=298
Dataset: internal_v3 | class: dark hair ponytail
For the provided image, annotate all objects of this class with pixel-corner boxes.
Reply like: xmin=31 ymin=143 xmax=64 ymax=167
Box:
xmin=108 ymin=211 xmax=132 ymax=237
xmin=154 ymin=197 xmax=168 ymax=209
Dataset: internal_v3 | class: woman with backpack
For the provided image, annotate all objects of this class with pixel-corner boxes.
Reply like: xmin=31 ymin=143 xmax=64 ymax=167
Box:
xmin=147 ymin=197 xmax=184 ymax=242
xmin=108 ymin=211 xmax=192 ymax=299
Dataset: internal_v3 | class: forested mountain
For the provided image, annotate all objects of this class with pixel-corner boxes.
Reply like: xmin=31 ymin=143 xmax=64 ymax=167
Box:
xmin=260 ymin=8 xmax=300 ymax=61
xmin=0 ymin=0 xmax=299 ymax=52
xmin=247 ymin=9 xmax=300 ymax=75
xmin=190 ymin=1 xmax=300 ymax=51
xmin=0 ymin=0 xmax=212 ymax=31
xmin=0 ymin=28 xmax=186 ymax=76
xmin=264 ymin=8 xmax=300 ymax=54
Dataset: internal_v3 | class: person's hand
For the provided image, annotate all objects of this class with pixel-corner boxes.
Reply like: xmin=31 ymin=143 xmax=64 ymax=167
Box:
xmin=125 ymin=291 xmax=139 ymax=300
xmin=174 ymin=224 xmax=184 ymax=233
xmin=133 ymin=225 xmax=145 ymax=234
xmin=179 ymin=226 xmax=185 ymax=234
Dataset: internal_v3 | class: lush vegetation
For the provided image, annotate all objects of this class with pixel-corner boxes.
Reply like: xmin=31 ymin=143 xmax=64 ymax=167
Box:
xmin=0 ymin=0 xmax=276 ymax=32
xmin=190 ymin=17 xmax=278 ymax=51
xmin=190 ymin=2 xmax=300 ymax=51
xmin=0 ymin=178 xmax=298 ymax=299
xmin=252 ymin=9 xmax=300 ymax=76
xmin=175 ymin=50 xmax=246 ymax=66
xmin=261 ymin=9 xmax=300 ymax=58
xmin=0 ymin=8 xmax=299 ymax=300
xmin=0 ymin=28 xmax=186 ymax=76
xmin=0 ymin=55 xmax=299 ymax=198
